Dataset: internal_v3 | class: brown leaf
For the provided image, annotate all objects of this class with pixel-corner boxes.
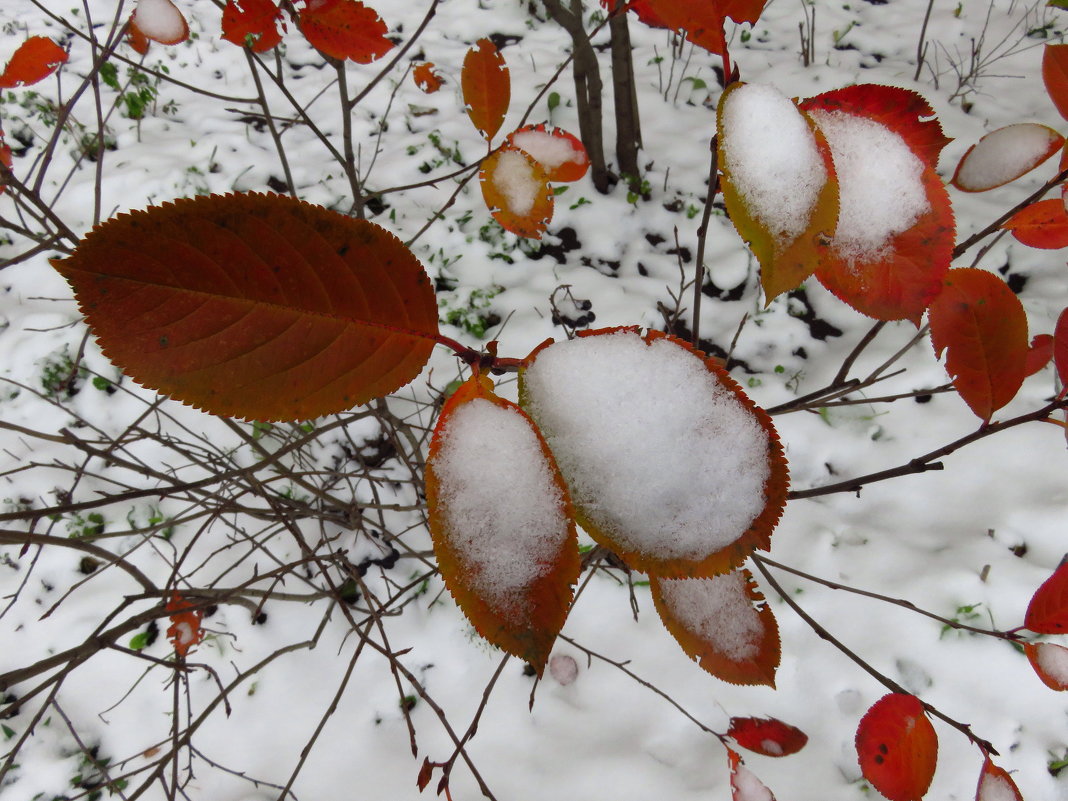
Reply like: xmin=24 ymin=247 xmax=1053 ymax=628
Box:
xmin=462 ymin=39 xmax=509 ymax=140
xmin=479 ymin=146 xmax=554 ymax=239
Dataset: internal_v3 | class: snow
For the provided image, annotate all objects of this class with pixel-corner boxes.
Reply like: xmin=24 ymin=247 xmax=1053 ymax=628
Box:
xmin=512 ymin=128 xmax=583 ymax=171
xmin=491 ymin=149 xmax=541 ymax=215
xmin=732 ymin=763 xmax=776 ymax=801
xmin=520 ymin=330 xmax=772 ymax=562
xmin=658 ymin=572 xmax=763 ymax=661
xmin=719 ymin=83 xmax=828 ymax=244
xmin=978 ymin=772 xmax=1020 ymax=801
xmin=430 ymin=397 xmax=568 ymax=609
xmin=807 ymin=110 xmax=930 ymax=263
xmin=953 ymin=123 xmax=1062 ymax=192
xmin=1033 ymin=642 xmax=1068 ymax=688
xmin=132 ymin=0 xmax=188 ymax=43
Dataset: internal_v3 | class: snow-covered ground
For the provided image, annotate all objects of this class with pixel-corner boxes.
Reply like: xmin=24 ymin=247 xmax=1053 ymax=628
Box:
xmin=3 ymin=0 xmax=1068 ymax=799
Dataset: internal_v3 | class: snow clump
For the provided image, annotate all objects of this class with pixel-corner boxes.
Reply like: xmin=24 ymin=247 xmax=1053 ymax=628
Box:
xmin=953 ymin=123 xmax=1062 ymax=192
xmin=658 ymin=572 xmax=763 ymax=661
xmin=513 ymin=128 xmax=584 ymax=172
xmin=133 ymin=0 xmax=187 ymax=43
xmin=491 ymin=150 xmax=541 ymax=216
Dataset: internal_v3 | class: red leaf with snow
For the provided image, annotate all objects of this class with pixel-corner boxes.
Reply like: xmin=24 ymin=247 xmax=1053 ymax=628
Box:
xmin=727 ymin=748 xmax=777 ymax=801
xmin=1044 ymin=44 xmax=1068 ymax=121
xmin=165 ymin=593 xmax=204 ymax=657
xmin=462 ymin=39 xmax=509 ymax=140
xmin=928 ymin=268 xmax=1029 ymax=421
xmin=1025 ymin=642 xmax=1068 ymax=690
xmin=0 ymin=37 xmax=68 ymax=89
xmin=1055 ymin=307 xmax=1068 ymax=390
xmin=412 ymin=62 xmax=443 ymax=93
xmin=425 ymin=371 xmax=580 ymax=675
xmin=856 ymin=694 xmax=937 ymax=801
xmin=651 ymin=568 xmax=780 ymax=687
xmin=299 ymin=0 xmax=393 ymax=63
xmin=1025 ymin=333 xmax=1054 ymax=376
xmin=1025 ymin=561 xmax=1068 ymax=633
xmin=1002 ymin=198 xmax=1068 ymax=249
xmin=953 ymin=124 xmax=1063 ymax=192
xmin=126 ymin=19 xmax=151 ymax=54
xmin=975 ymin=758 xmax=1025 ymax=801
xmin=222 ymin=0 xmax=284 ymax=52
xmin=131 ymin=0 xmax=189 ymax=45
xmin=480 ymin=146 xmax=553 ymax=239
xmin=506 ymin=124 xmax=589 ymax=183
xmin=728 ymin=717 xmax=808 ymax=757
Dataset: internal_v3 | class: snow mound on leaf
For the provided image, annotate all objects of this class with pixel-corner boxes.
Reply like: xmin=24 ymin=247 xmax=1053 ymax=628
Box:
xmin=808 ymin=110 xmax=929 ymax=263
xmin=954 ymin=123 xmax=1061 ymax=191
xmin=1035 ymin=641 xmax=1068 ymax=686
xmin=521 ymin=331 xmax=771 ymax=561
xmin=720 ymin=83 xmax=827 ymax=244
xmin=659 ymin=573 xmax=763 ymax=661
xmin=978 ymin=773 xmax=1018 ymax=801
xmin=133 ymin=0 xmax=187 ymax=42
xmin=492 ymin=150 xmax=540 ymax=215
xmin=513 ymin=129 xmax=582 ymax=171
xmin=431 ymin=398 xmax=568 ymax=608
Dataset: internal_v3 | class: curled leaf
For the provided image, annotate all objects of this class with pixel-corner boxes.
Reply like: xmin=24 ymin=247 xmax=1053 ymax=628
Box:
xmin=480 ymin=146 xmax=553 ymax=239
xmin=952 ymin=123 xmax=1064 ymax=192
xmin=131 ymin=0 xmax=189 ymax=45
xmin=856 ymin=693 xmax=937 ymax=801
xmin=1043 ymin=43 xmax=1068 ymax=121
xmin=425 ymin=372 xmax=580 ymax=674
xmin=299 ymin=0 xmax=394 ymax=63
xmin=727 ymin=716 xmax=808 ymax=757
xmin=1025 ymin=560 xmax=1068 ymax=633
xmin=50 ymin=192 xmax=439 ymax=421
xmin=0 ymin=36 xmax=68 ymax=89
xmin=166 ymin=593 xmax=204 ymax=657
xmin=975 ymin=758 xmax=1024 ymax=801
xmin=728 ymin=747 xmax=777 ymax=801
xmin=1025 ymin=641 xmax=1068 ymax=690
xmin=462 ymin=38 xmax=509 ymax=140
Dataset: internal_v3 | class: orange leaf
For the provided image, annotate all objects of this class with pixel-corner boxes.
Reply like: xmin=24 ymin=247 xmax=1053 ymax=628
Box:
xmin=1024 ymin=642 xmax=1068 ymax=690
xmin=480 ymin=146 xmax=554 ymax=239
xmin=727 ymin=716 xmax=808 ymax=757
xmin=856 ymin=693 xmax=937 ymax=801
xmin=50 ymin=192 xmax=439 ymax=422
xmin=425 ymin=371 xmax=580 ymax=675
xmin=1055 ymin=307 xmax=1068 ymax=390
xmin=953 ymin=123 xmax=1064 ymax=192
xmin=1002 ymin=197 xmax=1068 ymax=249
xmin=975 ymin=758 xmax=1025 ymax=801
xmin=462 ymin=38 xmax=509 ymax=140
xmin=299 ymin=0 xmax=394 ymax=63
xmin=1043 ymin=43 xmax=1068 ymax=121
xmin=519 ymin=327 xmax=788 ymax=579
xmin=652 ymin=569 xmax=780 ymax=687
xmin=165 ymin=593 xmax=204 ymax=657
xmin=131 ymin=0 xmax=189 ymax=45
xmin=717 ymin=82 xmax=839 ymax=303
xmin=221 ymin=0 xmax=284 ymax=52
xmin=1025 ymin=333 xmax=1054 ymax=376
xmin=1025 ymin=561 xmax=1068 ymax=633
xmin=412 ymin=61 xmax=443 ymax=93
xmin=727 ymin=748 xmax=778 ymax=801
xmin=506 ymin=124 xmax=589 ymax=183
xmin=126 ymin=19 xmax=152 ymax=54
xmin=0 ymin=37 xmax=68 ymax=89
xmin=928 ymin=268 xmax=1029 ymax=421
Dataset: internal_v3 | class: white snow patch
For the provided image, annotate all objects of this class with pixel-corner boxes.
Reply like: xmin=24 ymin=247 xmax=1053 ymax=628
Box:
xmin=658 ymin=572 xmax=763 ymax=661
xmin=808 ymin=109 xmax=929 ymax=263
xmin=1034 ymin=642 xmax=1068 ymax=688
xmin=513 ymin=129 xmax=583 ymax=171
xmin=133 ymin=0 xmax=187 ymax=42
xmin=720 ymin=83 xmax=828 ymax=245
xmin=954 ymin=123 xmax=1061 ymax=191
xmin=732 ymin=763 xmax=776 ymax=801
xmin=521 ymin=330 xmax=772 ymax=561
xmin=432 ymin=398 xmax=568 ymax=609
xmin=491 ymin=149 xmax=541 ymax=215
xmin=978 ymin=772 xmax=1019 ymax=801
xmin=760 ymin=739 xmax=784 ymax=756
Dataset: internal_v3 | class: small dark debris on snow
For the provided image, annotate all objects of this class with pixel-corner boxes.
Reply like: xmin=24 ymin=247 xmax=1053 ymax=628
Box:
xmin=488 ymin=33 xmax=522 ymax=49
xmin=266 ymin=175 xmax=289 ymax=193
xmin=914 ymin=393 xmax=932 ymax=404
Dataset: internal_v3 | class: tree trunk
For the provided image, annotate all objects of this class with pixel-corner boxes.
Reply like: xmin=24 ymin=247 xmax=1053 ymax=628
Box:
xmin=609 ymin=11 xmax=642 ymax=192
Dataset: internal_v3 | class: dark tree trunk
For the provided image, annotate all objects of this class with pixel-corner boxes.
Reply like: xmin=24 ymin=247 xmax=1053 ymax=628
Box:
xmin=609 ymin=11 xmax=642 ymax=191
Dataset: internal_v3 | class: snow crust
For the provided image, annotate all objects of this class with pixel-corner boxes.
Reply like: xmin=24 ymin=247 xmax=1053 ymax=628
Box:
xmin=954 ymin=123 xmax=1061 ymax=191
xmin=658 ymin=572 xmax=762 ymax=661
xmin=720 ymin=83 xmax=827 ymax=245
xmin=521 ymin=331 xmax=771 ymax=561
xmin=492 ymin=150 xmax=540 ymax=215
xmin=432 ymin=398 xmax=568 ymax=608
xmin=1034 ymin=642 xmax=1068 ymax=687
xmin=808 ymin=110 xmax=929 ymax=262
xmin=732 ymin=763 xmax=776 ymax=801
xmin=513 ymin=129 xmax=583 ymax=170
xmin=133 ymin=0 xmax=186 ymax=42
xmin=978 ymin=772 xmax=1019 ymax=801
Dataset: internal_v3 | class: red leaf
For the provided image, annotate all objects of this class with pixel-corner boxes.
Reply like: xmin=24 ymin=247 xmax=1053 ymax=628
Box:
xmin=1025 ymin=333 xmax=1054 ymax=376
xmin=1002 ymin=197 xmax=1068 ymax=249
xmin=635 ymin=0 xmax=769 ymax=60
xmin=50 ymin=192 xmax=439 ymax=422
xmin=727 ymin=717 xmax=808 ymax=757
xmin=412 ymin=62 xmax=443 ymax=93
xmin=131 ymin=0 xmax=189 ymax=45
xmin=462 ymin=39 xmax=510 ymax=140
xmin=165 ymin=593 xmax=204 ymax=657
xmin=601 ymin=0 xmax=670 ymax=28
xmin=727 ymin=748 xmax=777 ymax=801
xmin=928 ymin=268 xmax=1029 ymax=421
xmin=0 ymin=134 xmax=11 ymax=197
xmin=1024 ymin=642 xmax=1068 ymax=690
xmin=953 ymin=124 xmax=1063 ymax=192
xmin=651 ymin=568 xmax=780 ymax=687
xmin=222 ymin=0 xmax=284 ymax=52
xmin=1044 ymin=43 xmax=1068 ymax=121
xmin=1025 ymin=561 xmax=1068 ymax=633
xmin=425 ymin=371 xmax=580 ymax=675
xmin=975 ymin=758 xmax=1025 ymax=801
xmin=126 ymin=19 xmax=152 ymax=54
xmin=416 ymin=757 xmax=434 ymax=791
xmin=506 ymin=124 xmax=589 ymax=183
xmin=299 ymin=0 xmax=394 ymax=63
xmin=856 ymin=694 xmax=937 ymax=801
xmin=479 ymin=146 xmax=554 ymax=239
xmin=0 ymin=37 xmax=68 ymax=89
xmin=1055 ymin=307 xmax=1068 ymax=390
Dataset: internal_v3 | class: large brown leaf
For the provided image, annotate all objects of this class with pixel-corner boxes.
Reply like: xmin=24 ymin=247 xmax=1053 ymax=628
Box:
xmin=51 ymin=192 xmax=439 ymax=421
xmin=462 ymin=39 xmax=510 ymax=140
